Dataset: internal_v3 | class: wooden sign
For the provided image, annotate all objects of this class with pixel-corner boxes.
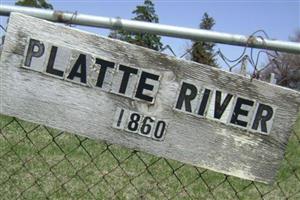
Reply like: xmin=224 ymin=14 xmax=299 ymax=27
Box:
xmin=1 ymin=13 xmax=299 ymax=184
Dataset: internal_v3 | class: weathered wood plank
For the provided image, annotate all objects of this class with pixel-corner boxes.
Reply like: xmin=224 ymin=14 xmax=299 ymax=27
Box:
xmin=1 ymin=13 xmax=299 ymax=184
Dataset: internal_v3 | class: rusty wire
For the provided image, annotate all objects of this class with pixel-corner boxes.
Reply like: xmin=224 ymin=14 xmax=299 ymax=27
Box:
xmin=0 ymin=24 xmax=5 ymax=32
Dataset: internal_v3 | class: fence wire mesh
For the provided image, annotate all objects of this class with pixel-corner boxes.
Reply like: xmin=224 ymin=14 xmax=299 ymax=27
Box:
xmin=0 ymin=20 xmax=299 ymax=199
xmin=0 ymin=115 xmax=299 ymax=200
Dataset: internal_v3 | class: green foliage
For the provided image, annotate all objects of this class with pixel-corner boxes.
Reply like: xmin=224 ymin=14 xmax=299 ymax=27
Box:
xmin=191 ymin=12 xmax=218 ymax=67
xmin=15 ymin=0 xmax=53 ymax=9
xmin=109 ymin=0 xmax=162 ymax=51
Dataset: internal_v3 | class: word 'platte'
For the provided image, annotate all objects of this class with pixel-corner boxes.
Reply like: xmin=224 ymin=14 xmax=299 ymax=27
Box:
xmin=24 ymin=38 xmax=161 ymax=104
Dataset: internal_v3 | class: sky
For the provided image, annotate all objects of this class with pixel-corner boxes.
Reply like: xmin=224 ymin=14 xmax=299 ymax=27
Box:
xmin=0 ymin=0 xmax=299 ymax=70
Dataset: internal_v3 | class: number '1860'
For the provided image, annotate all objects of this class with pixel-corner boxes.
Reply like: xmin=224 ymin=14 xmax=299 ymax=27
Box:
xmin=112 ymin=108 xmax=167 ymax=141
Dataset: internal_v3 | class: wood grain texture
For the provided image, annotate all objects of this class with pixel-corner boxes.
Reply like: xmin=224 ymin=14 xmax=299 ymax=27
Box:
xmin=1 ymin=13 xmax=300 ymax=184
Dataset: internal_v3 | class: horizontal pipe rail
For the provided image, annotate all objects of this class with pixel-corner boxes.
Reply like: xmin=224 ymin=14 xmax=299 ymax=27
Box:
xmin=0 ymin=5 xmax=299 ymax=54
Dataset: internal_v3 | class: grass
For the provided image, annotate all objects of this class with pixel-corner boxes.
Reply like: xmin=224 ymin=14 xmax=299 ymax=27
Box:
xmin=0 ymin=114 xmax=299 ymax=200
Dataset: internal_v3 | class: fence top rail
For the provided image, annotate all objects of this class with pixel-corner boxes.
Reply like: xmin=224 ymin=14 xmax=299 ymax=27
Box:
xmin=0 ymin=4 xmax=299 ymax=54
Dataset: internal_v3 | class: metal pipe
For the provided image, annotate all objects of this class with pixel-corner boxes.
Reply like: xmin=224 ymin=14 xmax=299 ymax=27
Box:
xmin=1 ymin=4 xmax=299 ymax=54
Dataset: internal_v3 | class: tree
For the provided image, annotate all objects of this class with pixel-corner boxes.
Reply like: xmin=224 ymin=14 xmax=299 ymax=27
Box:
xmin=190 ymin=12 xmax=218 ymax=67
xmin=109 ymin=0 xmax=162 ymax=51
xmin=15 ymin=0 xmax=53 ymax=9
xmin=260 ymin=31 xmax=300 ymax=90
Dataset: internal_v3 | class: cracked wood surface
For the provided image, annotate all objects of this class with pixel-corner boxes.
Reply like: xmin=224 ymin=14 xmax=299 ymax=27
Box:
xmin=0 ymin=13 xmax=300 ymax=184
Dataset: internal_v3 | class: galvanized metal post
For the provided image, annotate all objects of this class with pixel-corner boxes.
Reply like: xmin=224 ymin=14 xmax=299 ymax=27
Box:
xmin=270 ymin=73 xmax=277 ymax=84
xmin=240 ymin=56 xmax=248 ymax=77
xmin=0 ymin=5 xmax=300 ymax=54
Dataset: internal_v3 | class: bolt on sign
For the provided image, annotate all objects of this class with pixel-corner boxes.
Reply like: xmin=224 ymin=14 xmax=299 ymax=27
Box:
xmin=1 ymin=13 xmax=299 ymax=184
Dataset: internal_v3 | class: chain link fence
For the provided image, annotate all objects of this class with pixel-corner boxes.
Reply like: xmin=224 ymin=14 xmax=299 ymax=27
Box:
xmin=0 ymin=19 xmax=299 ymax=199
xmin=0 ymin=115 xmax=299 ymax=199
